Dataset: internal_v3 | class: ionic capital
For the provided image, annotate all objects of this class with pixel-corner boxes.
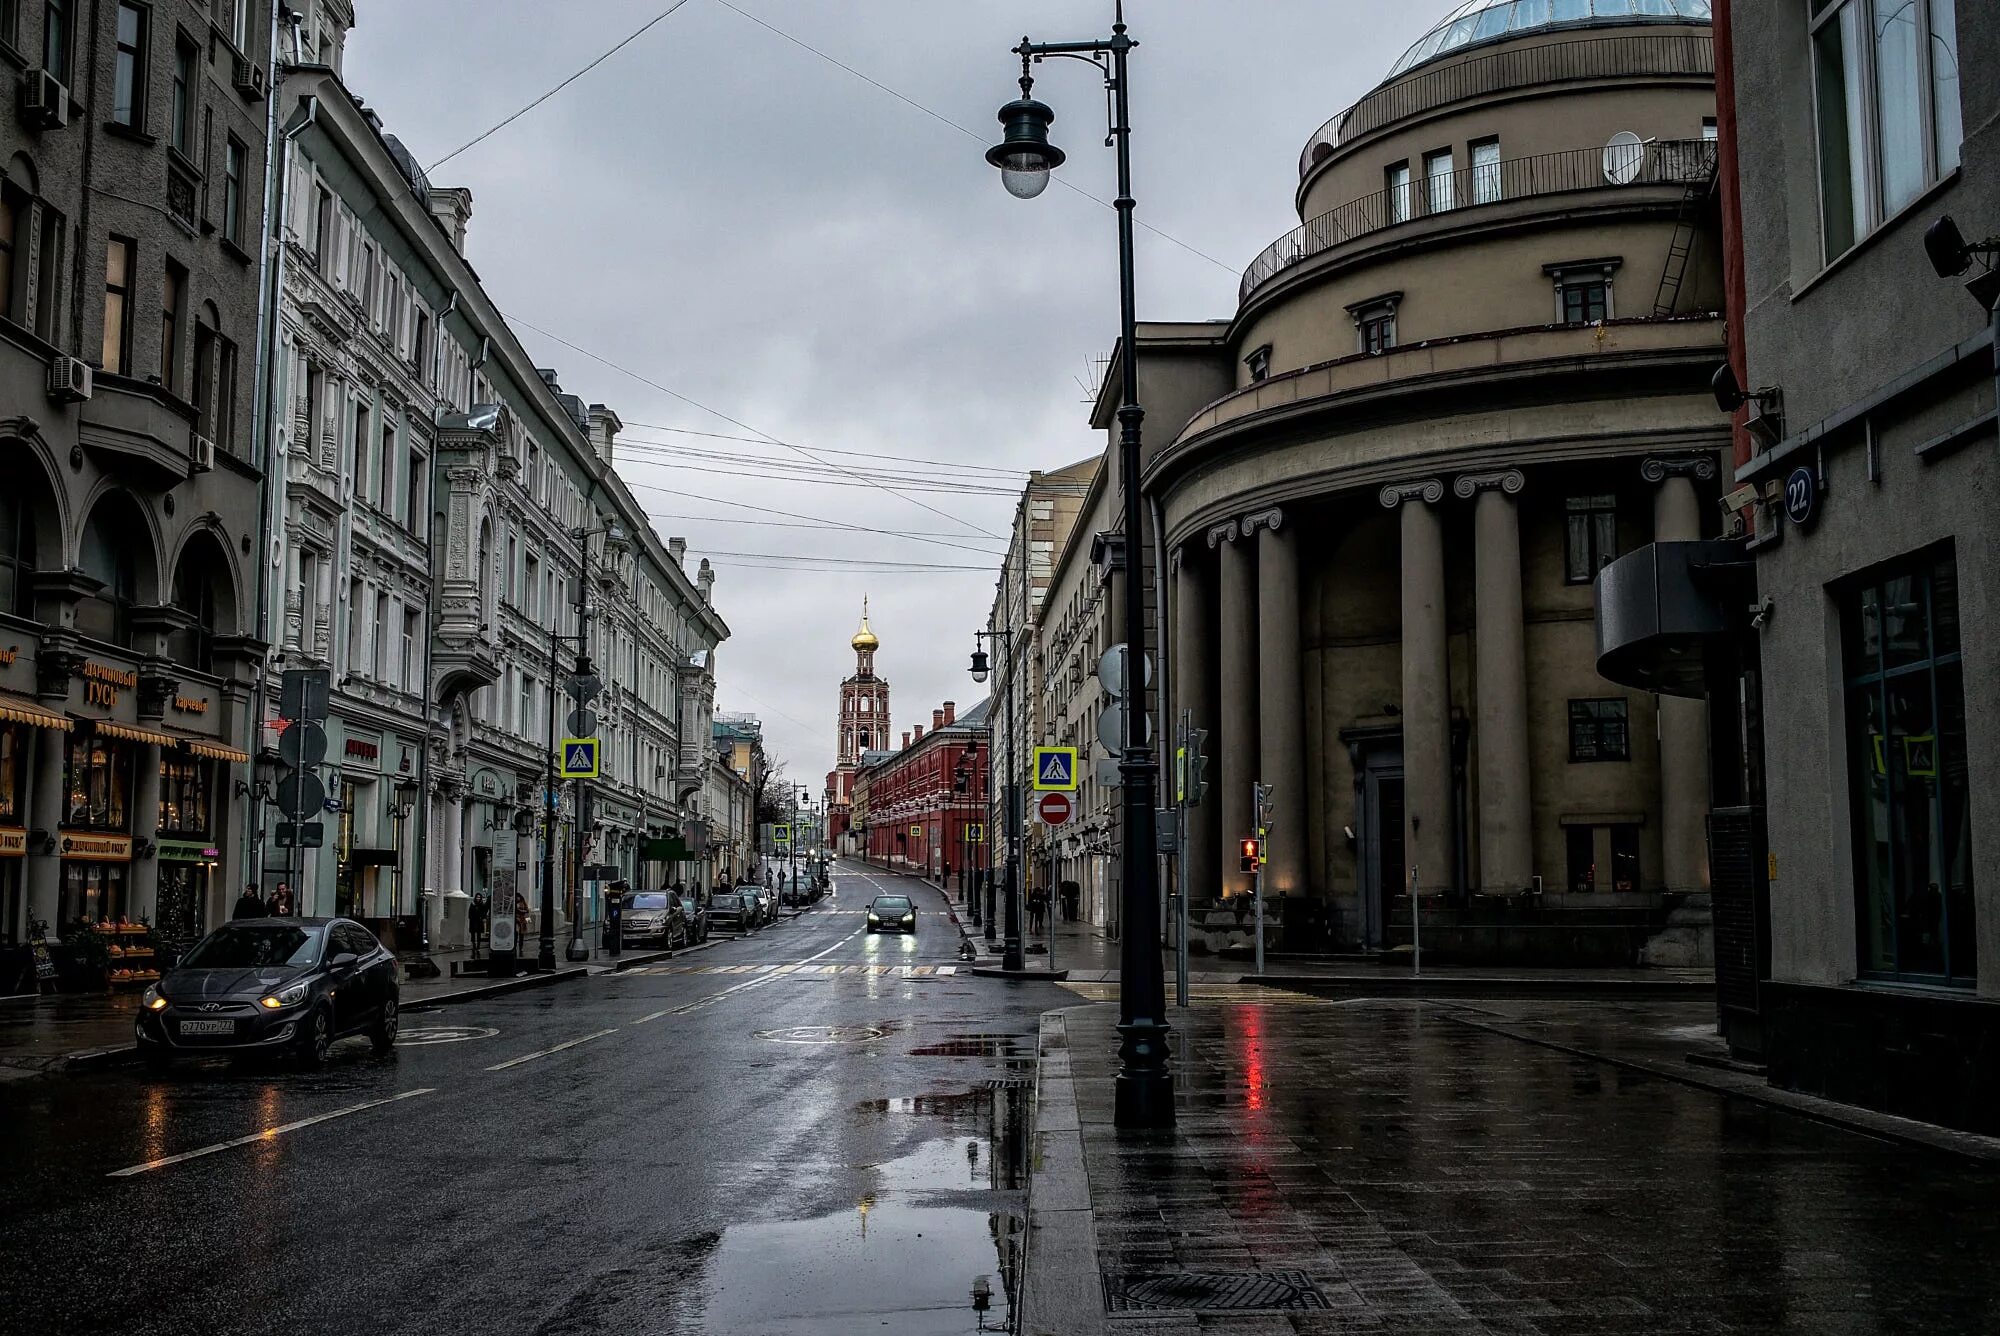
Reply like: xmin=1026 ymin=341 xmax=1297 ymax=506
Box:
xmin=1240 ymin=507 xmax=1284 ymax=537
xmin=1378 ymin=477 xmax=1445 ymax=510
xmin=1453 ymin=468 xmax=1525 ymax=500
xmin=1640 ymin=454 xmax=1718 ymax=484
xmin=1205 ymin=521 xmax=1239 ymax=549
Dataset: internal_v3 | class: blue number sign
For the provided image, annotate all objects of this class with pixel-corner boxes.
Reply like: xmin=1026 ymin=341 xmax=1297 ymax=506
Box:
xmin=1783 ymin=465 xmax=1818 ymax=526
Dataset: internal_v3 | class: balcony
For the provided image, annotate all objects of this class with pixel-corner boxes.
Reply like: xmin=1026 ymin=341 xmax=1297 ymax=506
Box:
xmin=1243 ymin=138 xmax=1715 ymax=305
xmin=1298 ymin=33 xmax=1714 ymax=177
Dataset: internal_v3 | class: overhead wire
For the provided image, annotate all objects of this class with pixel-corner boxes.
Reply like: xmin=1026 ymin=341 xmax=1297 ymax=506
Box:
xmin=624 ymin=482 xmax=1007 ymax=557
xmin=610 ymin=439 xmax=1022 ymax=495
xmin=426 ymin=0 xmax=699 ymax=171
xmin=618 ymin=421 xmax=1032 ymax=478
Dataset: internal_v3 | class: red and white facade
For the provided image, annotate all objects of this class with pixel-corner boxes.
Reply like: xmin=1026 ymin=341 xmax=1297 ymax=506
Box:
xmin=857 ymin=701 xmax=990 ymax=888
xmin=826 ymin=602 xmax=890 ymax=852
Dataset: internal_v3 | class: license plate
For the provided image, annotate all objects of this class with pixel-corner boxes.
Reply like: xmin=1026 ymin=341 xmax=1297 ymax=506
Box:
xmin=178 ymin=1018 xmax=235 ymax=1036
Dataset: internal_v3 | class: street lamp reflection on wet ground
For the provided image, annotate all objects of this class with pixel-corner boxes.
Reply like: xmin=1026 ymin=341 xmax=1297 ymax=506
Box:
xmin=971 ymin=1273 xmax=993 ymax=1329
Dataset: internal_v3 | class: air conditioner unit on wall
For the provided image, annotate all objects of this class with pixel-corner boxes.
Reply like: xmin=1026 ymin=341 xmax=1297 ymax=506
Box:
xmin=20 ymin=69 xmax=68 ymax=129
xmin=232 ymin=55 xmax=266 ymax=100
xmin=189 ymin=433 xmax=216 ymax=473
xmin=46 ymin=355 xmax=91 ymax=404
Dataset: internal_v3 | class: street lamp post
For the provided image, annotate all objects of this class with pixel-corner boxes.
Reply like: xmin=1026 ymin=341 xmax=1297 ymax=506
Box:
xmin=968 ymin=634 xmax=1023 ymax=971
xmin=986 ymin=1 xmax=1172 ymax=1126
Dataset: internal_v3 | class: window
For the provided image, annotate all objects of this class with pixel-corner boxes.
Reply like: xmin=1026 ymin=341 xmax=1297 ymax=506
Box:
xmin=171 ymin=34 xmax=195 ymax=154
xmin=63 ymin=731 xmax=132 ymax=829
xmin=158 ymin=753 xmax=212 ymax=834
xmin=0 ymin=187 xmax=17 ymax=324
xmin=213 ymin=334 xmax=237 ymax=445
xmin=32 ymin=202 xmax=61 ymax=342
xmin=352 ymin=400 xmax=371 ymax=495
xmin=1563 ymin=493 xmax=1619 ymax=583
xmin=412 ymin=309 xmax=429 ymax=376
xmin=504 ymin=533 xmax=518 ymax=605
xmin=191 ymin=314 xmax=214 ymax=428
xmin=1701 ymin=117 xmax=1718 ymax=142
xmin=43 ymin=0 xmax=70 ymax=82
xmin=1561 ymin=279 xmax=1607 ymax=325
xmin=524 ymin=554 xmax=539 ymax=619
xmin=372 ymin=591 xmax=388 ymax=679
xmin=1384 ymin=161 xmax=1412 ymax=224
xmin=301 ymin=360 xmax=321 ymax=458
xmin=1609 ymin=825 xmax=1641 ymax=893
xmin=1843 ymin=549 xmax=1974 ymax=985
xmin=112 ymin=3 xmax=146 ymax=127
xmin=519 ymin=674 xmax=535 ymax=737
xmin=405 ymin=447 xmax=424 ymax=531
xmin=1423 ymin=148 xmax=1454 ymax=213
xmin=0 ymin=483 xmax=36 ymax=619
xmin=1568 ymin=699 xmax=1631 ymax=762
xmin=401 ymin=607 xmax=417 ymax=690
xmin=1244 ymin=344 xmax=1271 ymax=383
xmin=1469 ymin=137 xmax=1501 ymax=203
xmin=1566 ymin=825 xmax=1595 ymax=893
xmin=159 ymin=261 xmax=183 ymax=391
xmin=222 ymin=136 xmax=245 ymax=246
xmin=313 ymin=185 xmax=333 ymax=266
xmin=346 ymin=575 xmax=364 ymax=669
xmin=101 ymin=237 xmax=135 ymax=375
xmin=376 ymin=418 xmax=395 ymax=511
xmin=228 ymin=0 xmax=247 ymax=51
xmin=1812 ymin=0 xmax=1961 ymax=260
xmin=297 ymin=549 xmax=318 ymax=654
xmin=1347 ymin=292 xmax=1401 ymax=356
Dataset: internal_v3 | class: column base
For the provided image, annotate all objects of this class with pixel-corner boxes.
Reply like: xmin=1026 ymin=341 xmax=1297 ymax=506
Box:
xmin=1113 ymin=1018 xmax=1176 ymax=1128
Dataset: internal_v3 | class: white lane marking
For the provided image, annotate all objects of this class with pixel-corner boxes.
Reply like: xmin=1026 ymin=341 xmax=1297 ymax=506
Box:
xmin=632 ymin=1009 xmax=672 ymax=1024
xmin=484 ymin=1027 xmax=620 ymax=1071
xmin=107 ymin=1088 xmax=435 ymax=1178
xmin=664 ymin=928 xmax=863 ymax=1017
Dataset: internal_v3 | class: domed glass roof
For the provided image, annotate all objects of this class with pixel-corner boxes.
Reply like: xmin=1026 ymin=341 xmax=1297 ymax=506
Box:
xmin=1387 ymin=0 xmax=1711 ymax=80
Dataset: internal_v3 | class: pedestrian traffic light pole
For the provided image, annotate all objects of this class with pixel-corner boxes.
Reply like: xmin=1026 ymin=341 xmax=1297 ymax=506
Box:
xmin=987 ymin=0 xmax=1172 ymax=1125
xmin=539 ymin=524 xmax=616 ymax=971
xmin=969 ymin=627 xmax=1024 ymax=973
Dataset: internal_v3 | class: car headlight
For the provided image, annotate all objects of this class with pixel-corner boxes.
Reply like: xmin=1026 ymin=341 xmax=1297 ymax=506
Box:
xmin=904 ymin=914 xmax=915 ymax=923
xmin=142 ymin=984 xmax=169 ymax=1011
xmin=258 ymin=980 xmax=311 ymax=1010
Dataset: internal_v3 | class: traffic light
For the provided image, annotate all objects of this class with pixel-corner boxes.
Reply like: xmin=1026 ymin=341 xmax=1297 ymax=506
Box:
xmin=1254 ymin=781 xmax=1275 ymax=833
xmin=1187 ymin=728 xmax=1210 ymax=806
xmin=1239 ymin=837 xmax=1260 ymax=873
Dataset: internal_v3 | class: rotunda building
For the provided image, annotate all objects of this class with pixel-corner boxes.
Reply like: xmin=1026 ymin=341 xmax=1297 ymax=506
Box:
xmin=1151 ymin=0 xmax=1725 ymax=961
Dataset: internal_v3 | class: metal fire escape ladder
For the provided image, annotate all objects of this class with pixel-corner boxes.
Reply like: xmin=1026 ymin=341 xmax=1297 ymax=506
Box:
xmin=1652 ymin=153 xmax=1719 ymax=317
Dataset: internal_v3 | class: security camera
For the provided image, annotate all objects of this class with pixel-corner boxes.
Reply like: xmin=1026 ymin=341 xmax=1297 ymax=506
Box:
xmin=1924 ymin=215 xmax=2000 ymax=310
xmin=1750 ymin=596 xmax=1775 ymax=630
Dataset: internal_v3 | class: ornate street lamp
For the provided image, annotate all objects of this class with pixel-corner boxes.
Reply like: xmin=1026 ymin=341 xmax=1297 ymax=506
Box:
xmin=985 ymin=0 xmax=1172 ymax=1128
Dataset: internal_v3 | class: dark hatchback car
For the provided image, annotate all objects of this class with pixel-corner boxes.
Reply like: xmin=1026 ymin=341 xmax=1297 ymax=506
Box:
xmin=866 ymin=895 xmax=917 ymax=934
xmin=676 ymin=894 xmax=709 ymax=944
xmin=705 ymin=892 xmax=757 ymax=934
xmin=135 ymin=918 xmax=399 ymax=1069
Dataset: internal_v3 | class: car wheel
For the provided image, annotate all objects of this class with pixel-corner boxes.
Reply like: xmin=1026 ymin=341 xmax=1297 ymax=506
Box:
xmin=370 ymin=995 xmax=399 ymax=1055
xmin=297 ymin=1004 xmax=334 ymax=1069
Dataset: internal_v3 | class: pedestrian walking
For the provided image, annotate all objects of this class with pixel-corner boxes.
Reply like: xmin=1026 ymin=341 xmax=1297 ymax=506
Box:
xmin=232 ymin=883 xmax=266 ymax=920
xmin=268 ymin=882 xmax=295 ymax=917
xmin=469 ymin=893 xmax=489 ymax=944
xmin=1061 ymin=879 xmax=1080 ymax=923
xmin=1029 ymin=884 xmax=1049 ymax=935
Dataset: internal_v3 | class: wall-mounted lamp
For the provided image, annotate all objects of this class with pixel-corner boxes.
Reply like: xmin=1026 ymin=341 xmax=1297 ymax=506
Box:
xmin=1710 ymin=363 xmax=1785 ymax=447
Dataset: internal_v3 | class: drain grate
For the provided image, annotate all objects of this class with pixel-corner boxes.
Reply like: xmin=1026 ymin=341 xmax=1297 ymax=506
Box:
xmin=978 ymin=1076 xmax=1031 ymax=1090
xmin=1103 ymin=1270 xmax=1331 ymax=1313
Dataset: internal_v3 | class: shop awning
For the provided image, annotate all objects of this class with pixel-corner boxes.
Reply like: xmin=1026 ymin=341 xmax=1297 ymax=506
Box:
xmin=91 ymin=720 xmax=178 ymax=747
xmin=0 ymin=696 xmax=72 ymax=731
xmin=169 ymin=733 xmax=250 ymax=763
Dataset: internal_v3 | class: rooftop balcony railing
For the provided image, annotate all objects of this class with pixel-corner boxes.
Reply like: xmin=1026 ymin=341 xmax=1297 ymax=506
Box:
xmin=1243 ymin=137 xmax=1715 ymax=305
xmin=1298 ymin=33 xmax=1714 ymax=178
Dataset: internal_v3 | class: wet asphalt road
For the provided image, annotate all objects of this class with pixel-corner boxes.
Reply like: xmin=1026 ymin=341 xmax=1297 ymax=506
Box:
xmin=0 ymin=863 xmax=1064 ymax=1336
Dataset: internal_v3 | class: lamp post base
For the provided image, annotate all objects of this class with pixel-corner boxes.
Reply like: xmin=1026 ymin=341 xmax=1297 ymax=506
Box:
xmin=564 ymin=939 xmax=590 ymax=962
xmin=1113 ymin=1018 xmax=1175 ymax=1128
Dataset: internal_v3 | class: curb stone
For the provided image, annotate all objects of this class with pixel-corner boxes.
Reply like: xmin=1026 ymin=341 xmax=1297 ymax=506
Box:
xmin=1019 ymin=1008 xmax=1107 ymax=1336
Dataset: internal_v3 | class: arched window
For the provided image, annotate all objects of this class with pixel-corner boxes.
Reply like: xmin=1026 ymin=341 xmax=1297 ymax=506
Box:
xmin=0 ymin=478 xmax=37 ymax=619
xmin=168 ymin=533 xmax=234 ymax=672
xmin=77 ymin=492 xmax=149 ymax=647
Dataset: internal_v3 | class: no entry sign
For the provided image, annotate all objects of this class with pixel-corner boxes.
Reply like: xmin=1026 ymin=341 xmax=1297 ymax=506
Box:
xmin=1037 ymin=791 xmax=1074 ymax=827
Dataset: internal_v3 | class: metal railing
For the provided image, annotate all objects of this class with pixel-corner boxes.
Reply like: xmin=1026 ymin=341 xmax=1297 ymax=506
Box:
xmin=1242 ymin=138 xmax=1715 ymax=304
xmin=1297 ymin=33 xmax=1715 ymax=178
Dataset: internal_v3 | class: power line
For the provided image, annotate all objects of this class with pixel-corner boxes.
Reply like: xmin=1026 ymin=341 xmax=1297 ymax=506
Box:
xmin=617 ymin=455 xmax=1018 ymax=497
xmin=641 ymin=510 xmax=1006 ymax=542
xmin=709 ymin=0 xmax=1238 ymax=276
xmin=618 ymin=421 xmax=1031 ymax=478
xmin=691 ymin=549 xmax=991 ymax=570
xmin=624 ymin=482 xmax=1006 ymax=557
xmin=427 ymin=0 xmax=698 ymax=171
xmin=611 ymin=440 xmax=1022 ymax=495
xmin=502 ymin=310 xmax=1007 ymax=542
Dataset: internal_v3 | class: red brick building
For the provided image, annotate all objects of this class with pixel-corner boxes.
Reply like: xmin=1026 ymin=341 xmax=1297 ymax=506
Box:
xmin=858 ymin=699 xmax=991 ymax=890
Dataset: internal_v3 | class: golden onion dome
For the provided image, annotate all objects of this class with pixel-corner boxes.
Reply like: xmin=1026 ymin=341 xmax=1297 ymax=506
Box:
xmin=851 ymin=597 xmax=880 ymax=652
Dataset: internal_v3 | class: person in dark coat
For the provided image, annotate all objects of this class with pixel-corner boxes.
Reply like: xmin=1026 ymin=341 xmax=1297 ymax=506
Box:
xmin=468 ymin=893 xmax=489 ymax=943
xmin=232 ymin=884 xmax=266 ymax=920
xmin=267 ymin=882 xmax=295 ymax=917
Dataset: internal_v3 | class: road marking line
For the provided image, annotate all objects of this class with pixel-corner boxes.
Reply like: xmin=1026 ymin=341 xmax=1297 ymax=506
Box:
xmin=939 ymin=965 xmax=957 ymax=976
xmin=484 ymin=1027 xmax=619 ymax=1071
xmin=107 ymin=1088 xmax=436 ymax=1178
xmin=632 ymin=1009 xmax=672 ymax=1024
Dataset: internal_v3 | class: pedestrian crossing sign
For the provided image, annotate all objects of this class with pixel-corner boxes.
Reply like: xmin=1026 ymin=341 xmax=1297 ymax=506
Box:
xmin=1032 ymin=746 xmax=1079 ymax=792
xmin=967 ymin=823 xmax=984 ymax=843
xmin=774 ymin=824 xmax=791 ymax=845
xmin=558 ymin=737 xmax=599 ymax=779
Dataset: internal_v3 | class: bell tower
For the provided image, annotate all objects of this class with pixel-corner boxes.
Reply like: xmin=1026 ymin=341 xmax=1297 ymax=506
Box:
xmin=839 ymin=596 xmax=890 ymax=762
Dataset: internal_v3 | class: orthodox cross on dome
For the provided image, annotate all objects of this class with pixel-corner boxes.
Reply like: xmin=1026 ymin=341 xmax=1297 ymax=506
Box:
xmin=851 ymin=595 xmax=880 ymax=652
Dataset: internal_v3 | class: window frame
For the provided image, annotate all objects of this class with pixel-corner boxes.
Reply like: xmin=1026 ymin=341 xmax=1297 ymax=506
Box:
xmin=158 ymin=259 xmax=183 ymax=392
xmin=43 ymin=0 xmax=71 ymax=83
xmin=1563 ymin=492 xmax=1620 ymax=584
xmin=1567 ymin=698 xmax=1632 ymax=763
xmin=112 ymin=2 xmax=148 ymax=129
xmin=222 ymin=135 xmax=246 ymax=247
xmin=1422 ymin=146 xmax=1455 ymax=214
xmin=1468 ymin=136 xmax=1502 ymax=204
xmin=1384 ymin=160 xmax=1412 ymax=225
xmin=101 ymin=235 xmax=136 ymax=376
xmin=170 ymin=30 xmax=196 ymax=156
xmin=1544 ymin=258 xmax=1621 ymax=326
xmin=1243 ymin=344 xmax=1271 ymax=383
xmin=1345 ymin=291 xmax=1402 ymax=357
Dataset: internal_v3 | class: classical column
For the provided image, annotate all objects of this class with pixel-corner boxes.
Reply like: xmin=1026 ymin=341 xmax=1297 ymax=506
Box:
xmin=1174 ymin=546 xmax=1219 ymax=902
xmin=1644 ymin=455 xmax=1715 ymax=895
xmin=26 ymin=724 xmax=67 ymax=934
xmin=1250 ymin=510 xmax=1306 ymax=896
xmin=1212 ymin=522 xmax=1257 ymax=898
xmin=1382 ymin=479 xmax=1452 ymax=897
xmin=129 ymin=743 xmax=164 ymax=923
xmin=1456 ymin=470 xmax=1532 ymax=893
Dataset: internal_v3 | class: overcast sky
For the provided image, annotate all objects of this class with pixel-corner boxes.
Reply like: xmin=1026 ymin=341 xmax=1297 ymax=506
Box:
xmin=347 ymin=0 xmax=1438 ymax=784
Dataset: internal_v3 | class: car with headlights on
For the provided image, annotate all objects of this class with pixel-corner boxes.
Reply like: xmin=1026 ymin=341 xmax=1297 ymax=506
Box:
xmin=620 ymin=891 xmax=689 ymax=948
xmin=705 ymin=892 xmax=757 ymax=934
xmin=865 ymin=895 xmax=917 ymax=934
xmin=135 ymin=918 xmax=399 ymax=1070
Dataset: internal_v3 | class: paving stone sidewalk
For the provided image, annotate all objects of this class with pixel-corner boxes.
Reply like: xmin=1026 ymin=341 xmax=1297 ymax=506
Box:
xmin=1023 ymin=997 xmax=2000 ymax=1335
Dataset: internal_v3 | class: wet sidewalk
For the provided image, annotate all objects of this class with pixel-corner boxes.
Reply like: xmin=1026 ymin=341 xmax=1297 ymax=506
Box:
xmin=1023 ymin=997 xmax=2000 ymax=1335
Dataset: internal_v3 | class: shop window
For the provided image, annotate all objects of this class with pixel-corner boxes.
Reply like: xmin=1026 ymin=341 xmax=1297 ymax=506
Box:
xmin=1843 ymin=548 xmax=1975 ymax=985
xmin=1566 ymin=825 xmax=1594 ymax=893
xmin=64 ymin=732 xmax=133 ymax=829
xmin=0 ymin=722 xmax=25 ymax=824
xmin=158 ymin=752 xmax=211 ymax=834
xmin=1568 ymin=698 xmax=1630 ymax=762
xmin=1564 ymin=493 xmax=1619 ymax=584
xmin=61 ymin=862 xmax=128 ymax=929
xmin=1609 ymin=825 xmax=1641 ymax=892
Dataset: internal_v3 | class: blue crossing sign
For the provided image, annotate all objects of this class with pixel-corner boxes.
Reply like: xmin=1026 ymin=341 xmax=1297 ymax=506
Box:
xmin=559 ymin=737 xmax=600 ymax=779
xmin=1032 ymin=746 xmax=1079 ymax=792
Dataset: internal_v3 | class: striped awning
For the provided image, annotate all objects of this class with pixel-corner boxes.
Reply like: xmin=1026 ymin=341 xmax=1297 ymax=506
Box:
xmin=91 ymin=720 xmax=178 ymax=747
xmin=0 ymin=696 xmax=72 ymax=731
xmin=175 ymin=736 xmax=249 ymax=763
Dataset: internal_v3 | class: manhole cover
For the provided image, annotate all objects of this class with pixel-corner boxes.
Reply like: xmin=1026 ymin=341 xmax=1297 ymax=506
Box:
xmin=1104 ymin=1270 xmax=1331 ymax=1313
xmin=754 ymin=1025 xmax=886 ymax=1045
xmin=396 ymin=1025 xmax=499 ymax=1045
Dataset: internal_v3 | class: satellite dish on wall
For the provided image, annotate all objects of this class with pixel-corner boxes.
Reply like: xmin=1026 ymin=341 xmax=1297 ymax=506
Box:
xmin=1603 ymin=131 xmax=1646 ymax=185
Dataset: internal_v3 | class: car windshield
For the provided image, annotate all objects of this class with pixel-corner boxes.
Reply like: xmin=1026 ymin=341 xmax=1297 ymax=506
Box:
xmin=181 ymin=924 xmax=324 ymax=969
xmin=873 ymin=898 xmax=912 ymax=911
xmin=711 ymin=894 xmax=742 ymax=909
xmin=628 ymin=893 xmax=670 ymax=909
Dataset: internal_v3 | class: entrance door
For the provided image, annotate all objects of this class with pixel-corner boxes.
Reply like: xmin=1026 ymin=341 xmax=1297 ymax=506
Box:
xmin=1357 ymin=748 xmax=1404 ymax=949
xmin=155 ymin=865 xmax=205 ymax=942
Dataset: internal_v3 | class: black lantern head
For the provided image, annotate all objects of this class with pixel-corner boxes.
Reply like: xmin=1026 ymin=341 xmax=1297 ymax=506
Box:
xmin=986 ymin=73 xmax=1065 ymax=199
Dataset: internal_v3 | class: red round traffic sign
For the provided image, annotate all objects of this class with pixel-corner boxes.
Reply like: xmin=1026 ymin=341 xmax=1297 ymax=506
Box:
xmin=1037 ymin=791 xmax=1074 ymax=826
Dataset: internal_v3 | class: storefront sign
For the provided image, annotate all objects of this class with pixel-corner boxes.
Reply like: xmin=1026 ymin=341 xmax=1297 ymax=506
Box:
xmin=59 ymin=832 xmax=134 ymax=861
xmin=82 ymin=661 xmax=138 ymax=709
xmin=157 ymin=839 xmax=221 ymax=862
xmin=0 ymin=647 xmax=17 ymax=667
xmin=344 ymin=738 xmax=380 ymax=761
xmin=0 ymin=827 xmax=25 ymax=856
xmin=172 ymin=694 xmax=210 ymax=715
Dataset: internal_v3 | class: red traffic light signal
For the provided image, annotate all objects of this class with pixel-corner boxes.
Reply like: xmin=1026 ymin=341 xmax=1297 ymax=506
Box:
xmin=1239 ymin=837 xmax=1260 ymax=873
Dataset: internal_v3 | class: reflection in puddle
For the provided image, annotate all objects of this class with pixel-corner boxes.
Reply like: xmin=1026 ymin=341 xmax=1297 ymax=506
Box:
xmin=907 ymin=1033 xmax=1031 ymax=1060
xmin=695 ymin=1085 xmax=1029 ymax=1334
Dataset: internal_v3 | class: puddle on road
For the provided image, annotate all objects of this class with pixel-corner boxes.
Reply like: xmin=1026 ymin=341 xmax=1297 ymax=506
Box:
xmin=689 ymin=1085 xmax=1030 ymax=1335
xmin=907 ymin=1032 xmax=1031 ymax=1060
